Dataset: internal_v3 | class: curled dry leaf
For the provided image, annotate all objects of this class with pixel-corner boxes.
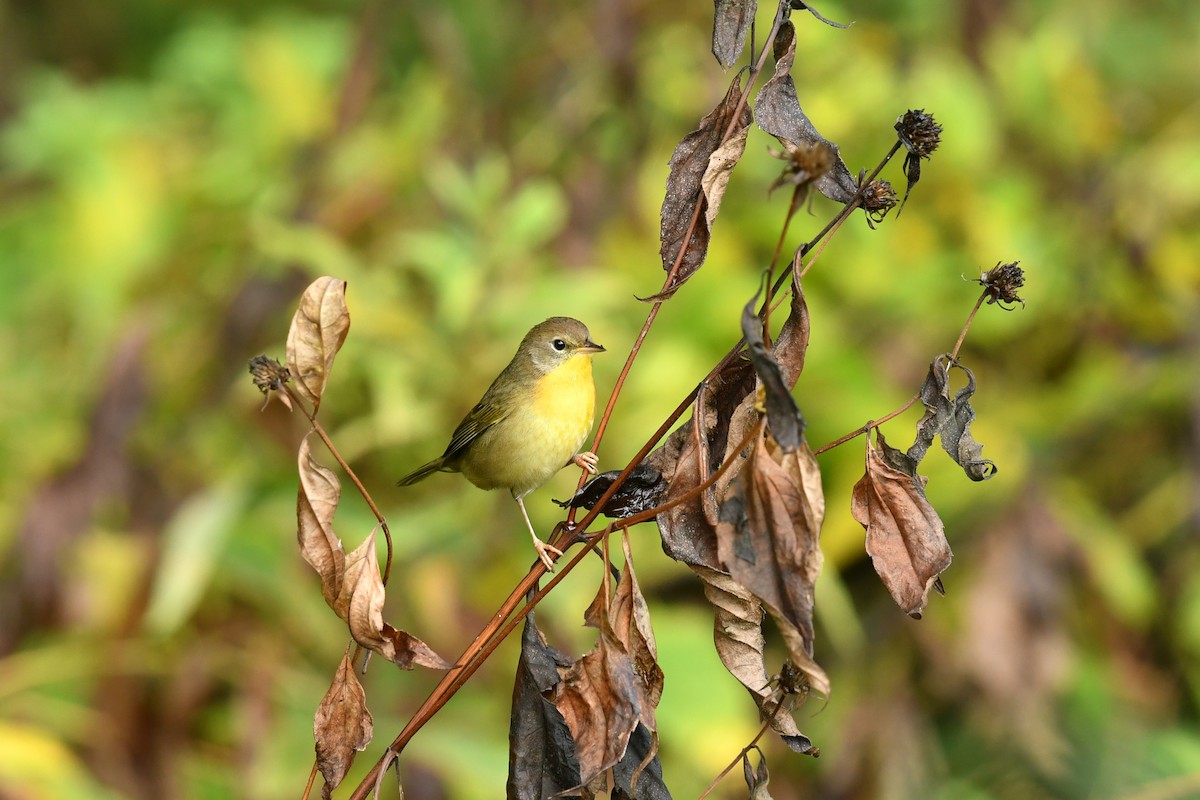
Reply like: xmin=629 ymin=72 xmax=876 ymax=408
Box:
xmin=692 ymin=565 xmax=818 ymax=754
xmin=851 ymin=430 xmax=952 ymax=618
xmin=741 ymin=287 xmax=805 ymax=452
xmin=908 ymin=354 xmax=997 ymax=481
xmin=754 ymin=21 xmax=858 ymax=203
xmin=285 ymin=276 xmax=350 ymax=414
xmin=716 ymin=434 xmax=829 ymax=696
xmin=653 ymin=75 xmax=753 ymax=301
xmin=711 ymin=0 xmax=757 ymax=68
xmin=555 ymin=535 xmax=663 ymax=787
xmin=337 ymin=532 xmax=452 ymax=670
xmin=297 ymin=435 xmax=346 ymax=609
xmin=314 ymin=649 xmax=373 ymax=799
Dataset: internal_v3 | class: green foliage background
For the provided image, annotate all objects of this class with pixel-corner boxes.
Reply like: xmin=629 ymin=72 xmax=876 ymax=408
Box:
xmin=2 ymin=1 xmax=1198 ymax=798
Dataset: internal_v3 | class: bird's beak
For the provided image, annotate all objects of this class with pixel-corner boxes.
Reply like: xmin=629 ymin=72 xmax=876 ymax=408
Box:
xmin=579 ymin=339 xmax=606 ymax=354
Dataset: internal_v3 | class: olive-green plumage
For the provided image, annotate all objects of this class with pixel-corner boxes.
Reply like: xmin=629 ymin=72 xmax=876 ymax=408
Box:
xmin=397 ymin=317 xmax=604 ymax=569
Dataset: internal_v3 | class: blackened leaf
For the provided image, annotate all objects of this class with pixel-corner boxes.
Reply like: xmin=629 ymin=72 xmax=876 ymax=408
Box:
xmin=508 ymin=615 xmax=582 ymax=800
xmin=791 ymin=0 xmax=851 ymax=29
xmin=314 ymin=649 xmax=373 ymax=799
xmin=851 ymin=430 xmax=952 ymax=618
xmin=286 ymin=276 xmax=350 ymax=414
xmin=655 ymin=75 xmax=753 ymax=301
xmin=556 ymin=464 xmax=667 ymax=519
xmin=908 ymin=354 xmax=997 ymax=481
xmin=754 ymin=21 xmax=858 ymax=203
xmin=297 ymin=436 xmax=345 ymax=609
xmin=741 ymin=287 xmax=804 ymax=452
xmin=712 ymin=0 xmax=757 ymax=68
xmin=716 ymin=434 xmax=829 ymax=695
xmin=743 ymin=748 xmax=774 ymax=800
xmin=612 ymin=724 xmax=670 ymax=800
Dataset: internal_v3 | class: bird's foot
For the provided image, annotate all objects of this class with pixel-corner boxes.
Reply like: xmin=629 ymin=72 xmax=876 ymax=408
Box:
xmin=573 ymin=451 xmax=599 ymax=475
xmin=533 ymin=537 xmax=564 ymax=572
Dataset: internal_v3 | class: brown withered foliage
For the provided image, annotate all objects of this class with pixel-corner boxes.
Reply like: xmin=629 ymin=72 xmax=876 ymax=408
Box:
xmin=286 ymin=276 xmax=350 ymax=414
xmin=314 ymin=650 xmax=373 ymax=799
xmin=851 ymin=430 xmax=952 ymax=618
xmin=654 ymin=75 xmax=753 ymax=301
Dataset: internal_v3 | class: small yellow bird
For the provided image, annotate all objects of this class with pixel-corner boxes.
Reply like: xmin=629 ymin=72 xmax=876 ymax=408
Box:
xmin=397 ymin=317 xmax=605 ymax=570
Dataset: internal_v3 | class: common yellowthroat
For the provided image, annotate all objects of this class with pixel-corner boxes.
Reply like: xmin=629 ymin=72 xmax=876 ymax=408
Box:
xmin=397 ymin=317 xmax=605 ymax=570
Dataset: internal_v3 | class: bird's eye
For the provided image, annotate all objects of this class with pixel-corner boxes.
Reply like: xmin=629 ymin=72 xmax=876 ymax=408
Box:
xmin=552 ymin=339 xmax=567 ymax=351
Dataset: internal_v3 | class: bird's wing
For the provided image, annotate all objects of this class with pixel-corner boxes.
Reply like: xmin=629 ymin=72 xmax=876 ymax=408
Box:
xmin=441 ymin=399 xmax=509 ymax=462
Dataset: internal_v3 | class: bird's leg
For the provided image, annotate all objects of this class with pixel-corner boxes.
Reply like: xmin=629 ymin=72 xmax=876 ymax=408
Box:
xmin=515 ymin=495 xmax=562 ymax=571
xmin=572 ymin=451 xmax=599 ymax=474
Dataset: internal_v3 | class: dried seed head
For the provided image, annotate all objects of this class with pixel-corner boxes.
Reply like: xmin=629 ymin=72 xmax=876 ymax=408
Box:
xmin=978 ymin=261 xmax=1026 ymax=308
xmin=767 ymin=139 xmax=836 ymax=196
xmin=859 ymin=177 xmax=898 ymax=227
xmin=249 ymin=355 xmax=291 ymax=393
xmin=895 ymin=109 xmax=942 ymax=159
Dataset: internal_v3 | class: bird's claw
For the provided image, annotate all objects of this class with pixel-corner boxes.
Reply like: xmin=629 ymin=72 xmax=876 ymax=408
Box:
xmin=534 ymin=538 xmax=564 ymax=572
xmin=573 ymin=451 xmax=599 ymax=475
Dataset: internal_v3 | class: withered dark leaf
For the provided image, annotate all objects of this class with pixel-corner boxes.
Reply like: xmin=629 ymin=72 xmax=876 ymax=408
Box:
xmin=555 ymin=464 xmax=667 ymax=519
xmin=650 ymin=269 xmax=811 ymax=569
xmin=716 ymin=434 xmax=828 ymax=695
xmin=314 ymin=649 xmax=373 ymax=799
xmin=654 ymin=75 xmax=753 ymax=301
xmin=612 ymin=724 xmax=670 ymax=800
xmin=743 ymin=747 xmax=774 ymax=800
xmin=508 ymin=615 xmax=582 ymax=800
xmin=297 ymin=436 xmax=346 ymax=609
xmin=286 ymin=276 xmax=350 ymax=413
xmin=712 ymin=0 xmax=757 ymax=68
xmin=754 ymin=21 xmax=858 ymax=204
xmin=851 ymin=430 xmax=952 ymax=618
xmin=741 ymin=287 xmax=804 ymax=453
xmin=908 ymin=354 xmax=997 ymax=481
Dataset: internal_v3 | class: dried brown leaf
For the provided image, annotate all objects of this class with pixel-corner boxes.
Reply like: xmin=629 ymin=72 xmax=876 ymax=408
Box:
xmin=711 ymin=0 xmax=757 ymax=68
xmin=297 ymin=436 xmax=346 ymax=609
xmin=851 ymin=430 xmax=952 ymax=618
xmin=654 ymin=75 xmax=753 ymax=301
xmin=743 ymin=748 xmax=774 ymax=800
xmin=717 ymin=434 xmax=828 ymax=695
xmin=552 ymin=625 xmax=642 ymax=786
xmin=754 ymin=21 xmax=858 ymax=203
xmin=559 ymin=536 xmax=663 ymax=785
xmin=286 ymin=276 xmax=350 ymax=413
xmin=702 ymin=122 xmax=751 ymax=229
xmin=338 ymin=532 xmax=452 ymax=670
xmin=741 ymin=285 xmax=804 ymax=452
xmin=314 ymin=649 xmax=373 ymax=798
xmin=692 ymin=565 xmax=818 ymax=754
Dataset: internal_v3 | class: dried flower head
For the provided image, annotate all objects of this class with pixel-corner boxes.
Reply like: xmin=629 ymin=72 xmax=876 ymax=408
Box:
xmin=978 ymin=261 xmax=1025 ymax=309
xmin=895 ymin=109 xmax=942 ymax=159
xmin=248 ymin=355 xmax=293 ymax=409
xmin=858 ymin=175 xmax=897 ymax=228
xmin=767 ymin=139 xmax=835 ymax=196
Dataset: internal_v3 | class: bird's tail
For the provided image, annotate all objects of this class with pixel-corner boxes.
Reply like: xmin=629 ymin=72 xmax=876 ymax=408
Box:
xmin=396 ymin=458 xmax=446 ymax=487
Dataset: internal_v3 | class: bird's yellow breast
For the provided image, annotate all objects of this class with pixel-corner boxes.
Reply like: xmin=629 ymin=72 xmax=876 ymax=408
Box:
xmin=458 ymin=353 xmax=596 ymax=497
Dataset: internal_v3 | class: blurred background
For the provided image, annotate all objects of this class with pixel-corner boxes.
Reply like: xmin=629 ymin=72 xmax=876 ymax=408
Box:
xmin=2 ymin=0 xmax=1198 ymax=798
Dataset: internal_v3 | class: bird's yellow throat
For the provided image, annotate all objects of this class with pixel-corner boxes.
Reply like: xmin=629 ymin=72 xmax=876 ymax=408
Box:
xmin=532 ymin=352 xmax=596 ymax=423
